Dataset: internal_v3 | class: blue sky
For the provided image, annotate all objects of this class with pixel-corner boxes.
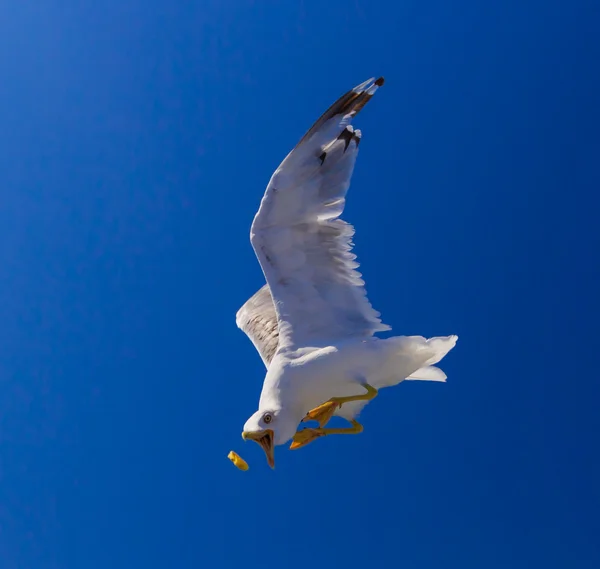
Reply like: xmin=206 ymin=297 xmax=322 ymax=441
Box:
xmin=1 ymin=1 xmax=599 ymax=568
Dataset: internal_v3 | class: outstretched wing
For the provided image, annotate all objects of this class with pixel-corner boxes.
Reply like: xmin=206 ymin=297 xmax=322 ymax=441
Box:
xmin=236 ymin=285 xmax=279 ymax=368
xmin=250 ymin=77 xmax=390 ymax=351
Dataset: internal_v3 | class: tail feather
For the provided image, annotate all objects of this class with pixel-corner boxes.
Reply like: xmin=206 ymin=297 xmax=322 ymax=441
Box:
xmin=421 ymin=335 xmax=458 ymax=366
xmin=406 ymin=365 xmax=447 ymax=382
xmin=335 ymin=334 xmax=458 ymax=421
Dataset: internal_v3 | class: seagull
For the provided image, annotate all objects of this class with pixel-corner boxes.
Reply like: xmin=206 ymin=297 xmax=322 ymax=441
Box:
xmin=237 ymin=77 xmax=457 ymax=468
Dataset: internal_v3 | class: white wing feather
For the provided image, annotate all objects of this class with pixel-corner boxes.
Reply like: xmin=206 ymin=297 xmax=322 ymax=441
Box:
xmin=236 ymin=285 xmax=279 ymax=368
xmin=249 ymin=77 xmax=390 ymax=351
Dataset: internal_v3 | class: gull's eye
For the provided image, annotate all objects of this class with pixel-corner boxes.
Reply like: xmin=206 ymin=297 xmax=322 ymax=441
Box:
xmin=263 ymin=413 xmax=273 ymax=424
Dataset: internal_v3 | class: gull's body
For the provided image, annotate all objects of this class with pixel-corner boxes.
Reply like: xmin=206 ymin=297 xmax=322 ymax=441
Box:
xmin=238 ymin=78 xmax=457 ymax=466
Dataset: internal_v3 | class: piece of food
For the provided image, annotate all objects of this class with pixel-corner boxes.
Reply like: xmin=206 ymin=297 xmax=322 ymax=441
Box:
xmin=228 ymin=450 xmax=249 ymax=471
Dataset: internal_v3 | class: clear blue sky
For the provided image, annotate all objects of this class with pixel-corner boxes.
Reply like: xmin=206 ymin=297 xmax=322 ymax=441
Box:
xmin=1 ymin=1 xmax=599 ymax=568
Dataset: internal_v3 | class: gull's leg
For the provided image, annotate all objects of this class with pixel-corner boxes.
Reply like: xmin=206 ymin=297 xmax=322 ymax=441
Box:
xmin=289 ymin=419 xmax=364 ymax=450
xmin=302 ymin=383 xmax=378 ymax=428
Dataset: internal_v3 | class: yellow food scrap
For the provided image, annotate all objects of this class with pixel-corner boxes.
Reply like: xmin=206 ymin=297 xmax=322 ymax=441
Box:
xmin=228 ymin=450 xmax=249 ymax=471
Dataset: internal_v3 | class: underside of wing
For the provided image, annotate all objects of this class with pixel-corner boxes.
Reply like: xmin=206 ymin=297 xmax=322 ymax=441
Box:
xmin=250 ymin=77 xmax=390 ymax=348
xmin=236 ymin=285 xmax=279 ymax=368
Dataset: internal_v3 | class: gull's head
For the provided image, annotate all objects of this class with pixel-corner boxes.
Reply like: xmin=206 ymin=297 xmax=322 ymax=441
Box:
xmin=242 ymin=409 xmax=298 ymax=469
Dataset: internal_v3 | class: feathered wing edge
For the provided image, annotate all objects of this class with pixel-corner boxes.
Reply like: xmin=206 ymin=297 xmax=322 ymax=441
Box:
xmin=294 ymin=77 xmax=385 ymax=150
xmin=236 ymin=285 xmax=279 ymax=368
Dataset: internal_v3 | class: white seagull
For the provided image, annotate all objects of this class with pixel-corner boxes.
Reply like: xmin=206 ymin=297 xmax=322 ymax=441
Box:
xmin=237 ymin=77 xmax=457 ymax=468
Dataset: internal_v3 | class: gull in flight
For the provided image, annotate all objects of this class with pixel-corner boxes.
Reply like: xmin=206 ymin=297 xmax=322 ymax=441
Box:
xmin=237 ymin=77 xmax=457 ymax=468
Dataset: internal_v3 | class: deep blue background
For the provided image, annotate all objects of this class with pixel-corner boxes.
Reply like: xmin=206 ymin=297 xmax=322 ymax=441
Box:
xmin=1 ymin=2 xmax=599 ymax=568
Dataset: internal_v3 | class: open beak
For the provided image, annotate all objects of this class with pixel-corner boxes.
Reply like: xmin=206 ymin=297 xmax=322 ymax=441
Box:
xmin=242 ymin=429 xmax=275 ymax=469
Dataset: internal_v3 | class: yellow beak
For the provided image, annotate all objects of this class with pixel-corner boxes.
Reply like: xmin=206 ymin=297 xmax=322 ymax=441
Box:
xmin=242 ymin=429 xmax=275 ymax=469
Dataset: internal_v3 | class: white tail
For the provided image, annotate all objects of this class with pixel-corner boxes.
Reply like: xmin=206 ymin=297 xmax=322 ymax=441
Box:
xmin=406 ymin=365 xmax=447 ymax=382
